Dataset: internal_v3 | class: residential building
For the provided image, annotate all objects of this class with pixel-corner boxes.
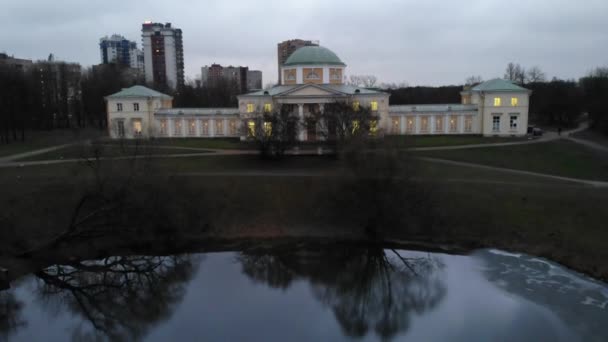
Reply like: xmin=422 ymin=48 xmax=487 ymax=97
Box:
xmin=201 ymin=64 xmax=262 ymax=92
xmin=141 ymin=22 xmax=184 ymax=89
xmin=107 ymin=44 xmax=530 ymax=140
xmin=247 ymin=70 xmax=263 ymax=91
xmin=0 ymin=53 xmax=33 ymax=71
xmin=277 ymin=39 xmax=319 ymax=84
xmin=99 ymin=34 xmax=144 ymax=71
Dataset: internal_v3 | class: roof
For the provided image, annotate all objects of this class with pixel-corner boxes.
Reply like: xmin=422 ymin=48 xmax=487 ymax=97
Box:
xmin=155 ymin=108 xmax=239 ymax=116
xmin=283 ymin=46 xmax=346 ymax=66
xmin=106 ymin=85 xmax=173 ymax=99
xmin=240 ymin=83 xmax=386 ymax=97
xmin=471 ymin=79 xmax=529 ymax=92
xmin=389 ymin=104 xmax=478 ymax=113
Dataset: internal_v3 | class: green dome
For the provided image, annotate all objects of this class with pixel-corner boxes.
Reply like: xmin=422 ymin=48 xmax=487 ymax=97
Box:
xmin=284 ymin=46 xmax=346 ymax=66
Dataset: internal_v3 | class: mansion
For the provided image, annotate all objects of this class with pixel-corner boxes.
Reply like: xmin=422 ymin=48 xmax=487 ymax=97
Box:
xmin=106 ymin=45 xmax=530 ymax=140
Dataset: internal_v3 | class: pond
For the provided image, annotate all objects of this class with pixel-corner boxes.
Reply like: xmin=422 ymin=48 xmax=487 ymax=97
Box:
xmin=1 ymin=246 xmax=607 ymax=341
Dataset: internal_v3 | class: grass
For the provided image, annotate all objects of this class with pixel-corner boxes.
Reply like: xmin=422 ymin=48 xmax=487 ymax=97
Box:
xmin=0 ymin=128 xmax=104 ymax=158
xmin=100 ymin=137 xmax=253 ymax=150
xmin=414 ymin=140 xmax=608 ymax=181
xmin=571 ymin=129 xmax=608 ymax=147
xmin=384 ymin=134 xmax=530 ymax=148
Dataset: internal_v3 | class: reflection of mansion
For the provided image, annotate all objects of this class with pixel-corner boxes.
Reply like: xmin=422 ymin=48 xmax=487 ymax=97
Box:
xmin=106 ymin=45 xmax=530 ymax=139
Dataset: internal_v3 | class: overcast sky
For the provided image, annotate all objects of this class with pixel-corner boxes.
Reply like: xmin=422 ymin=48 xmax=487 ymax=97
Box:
xmin=2 ymin=0 xmax=607 ymax=86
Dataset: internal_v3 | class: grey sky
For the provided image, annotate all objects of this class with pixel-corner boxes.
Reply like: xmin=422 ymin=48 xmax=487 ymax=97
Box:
xmin=2 ymin=0 xmax=607 ymax=86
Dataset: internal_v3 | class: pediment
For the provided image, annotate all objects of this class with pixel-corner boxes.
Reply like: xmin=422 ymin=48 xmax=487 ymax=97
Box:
xmin=277 ymin=84 xmax=344 ymax=97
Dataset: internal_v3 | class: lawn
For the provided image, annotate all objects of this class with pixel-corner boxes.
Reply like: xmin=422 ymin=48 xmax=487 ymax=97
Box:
xmin=384 ymin=134 xmax=530 ymax=148
xmin=99 ymin=137 xmax=253 ymax=150
xmin=414 ymin=140 xmax=608 ymax=181
xmin=571 ymin=129 xmax=608 ymax=147
xmin=0 ymin=128 xmax=104 ymax=158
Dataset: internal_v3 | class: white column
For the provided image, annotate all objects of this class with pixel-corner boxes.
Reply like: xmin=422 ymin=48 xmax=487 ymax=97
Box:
xmin=459 ymin=115 xmax=465 ymax=134
xmin=298 ymin=104 xmax=305 ymax=141
xmin=400 ymin=115 xmax=406 ymax=134
xmin=430 ymin=115 xmax=434 ymax=134
xmin=224 ymin=118 xmax=229 ymax=136
xmin=444 ymin=114 xmax=449 ymax=134
xmin=210 ymin=118 xmax=215 ymax=137
xmin=415 ymin=116 xmax=420 ymax=135
xmin=319 ymin=104 xmax=326 ymax=140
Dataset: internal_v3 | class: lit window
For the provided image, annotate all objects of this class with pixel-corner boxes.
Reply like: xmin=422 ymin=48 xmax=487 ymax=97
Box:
xmin=369 ymin=120 xmax=378 ymax=136
xmin=188 ymin=119 xmax=196 ymax=136
xmin=133 ymin=120 xmax=142 ymax=136
xmin=510 ymin=115 xmax=518 ymax=130
xmin=435 ymin=116 xmax=443 ymax=132
xmin=492 ymin=115 xmax=500 ymax=132
xmin=511 ymin=97 xmax=518 ymax=106
xmin=264 ymin=103 xmax=272 ymax=113
xmin=464 ymin=116 xmax=473 ymax=132
xmin=246 ymin=104 xmax=254 ymax=113
xmin=116 ymin=103 xmax=123 ymax=112
xmin=352 ymin=120 xmax=360 ymax=134
xmin=160 ymin=119 xmax=168 ymax=135
xmin=391 ymin=117 xmax=400 ymax=134
xmin=202 ymin=120 xmax=209 ymax=136
xmin=406 ymin=117 xmax=415 ymax=133
xmin=229 ymin=119 xmax=238 ymax=135
xmin=371 ymin=101 xmax=378 ymax=111
xmin=247 ymin=121 xmax=255 ymax=137
xmin=421 ymin=117 xmax=429 ymax=132
xmin=449 ymin=115 xmax=458 ymax=132
xmin=353 ymin=101 xmax=360 ymax=111
xmin=215 ymin=119 xmax=224 ymax=136
xmin=133 ymin=103 xmax=139 ymax=111
xmin=174 ymin=119 xmax=182 ymax=136
xmin=494 ymin=97 xmax=501 ymax=107
xmin=263 ymin=122 xmax=272 ymax=136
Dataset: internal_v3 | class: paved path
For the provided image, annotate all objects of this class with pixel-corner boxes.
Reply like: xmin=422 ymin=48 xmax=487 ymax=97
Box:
xmin=0 ymin=142 xmax=81 ymax=163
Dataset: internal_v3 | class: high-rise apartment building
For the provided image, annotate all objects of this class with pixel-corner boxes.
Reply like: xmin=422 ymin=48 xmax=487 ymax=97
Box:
xmin=247 ymin=70 xmax=262 ymax=90
xmin=141 ymin=22 xmax=184 ymax=89
xmin=277 ymin=39 xmax=319 ymax=83
xmin=99 ymin=34 xmax=144 ymax=71
xmin=201 ymin=64 xmax=262 ymax=92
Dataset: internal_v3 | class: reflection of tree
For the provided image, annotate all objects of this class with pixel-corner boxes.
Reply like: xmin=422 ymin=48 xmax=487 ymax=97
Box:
xmin=34 ymin=254 xmax=200 ymax=342
xmin=0 ymin=290 xmax=25 ymax=342
xmin=238 ymin=246 xmax=445 ymax=341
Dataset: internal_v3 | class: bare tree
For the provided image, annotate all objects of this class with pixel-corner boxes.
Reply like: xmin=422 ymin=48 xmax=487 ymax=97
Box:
xmin=504 ymin=63 xmax=525 ymax=84
xmin=465 ymin=75 xmax=483 ymax=85
xmin=526 ymin=66 xmax=546 ymax=83
xmin=245 ymin=104 xmax=300 ymax=159
xmin=348 ymin=75 xmax=378 ymax=88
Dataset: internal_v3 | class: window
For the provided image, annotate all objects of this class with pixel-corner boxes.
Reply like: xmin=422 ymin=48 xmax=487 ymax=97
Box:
xmin=215 ymin=119 xmax=224 ymax=136
xmin=263 ymin=122 xmax=272 ymax=136
xmin=264 ymin=103 xmax=272 ymax=113
xmin=371 ymin=101 xmax=378 ymax=111
xmin=391 ymin=117 xmax=400 ymax=134
xmin=421 ymin=117 xmax=429 ymax=132
xmin=116 ymin=103 xmax=123 ymax=112
xmin=449 ymin=115 xmax=458 ymax=133
xmin=511 ymin=97 xmax=518 ymax=106
xmin=160 ymin=119 xmax=168 ymax=136
xmin=133 ymin=120 xmax=142 ymax=137
xmin=306 ymin=71 xmax=320 ymax=80
xmin=247 ymin=121 xmax=255 ymax=137
xmin=188 ymin=119 xmax=196 ymax=136
xmin=352 ymin=120 xmax=360 ymax=134
xmin=201 ymin=119 xmax=209 ymax=136
xmin=494 ymin=97 xmax=501 ymax=107
xmin=353 ymin=101 xmax=360 ymax=111
xmin=369 ymin=120 xmax=378 ymax=136
xmin=246 ymin=104 xmax=254 ymax=113
xmin=229 ymin=119 xmax=238 ymax=135
xmin=174 ymin=119 xmax=182 ymax=136
xmin=510 ymin=115 xmax=518 ymax=130
xmin=464 ymin=116 xmax=473 ymax=133
xmin=492 ymin=115 xmax=501 ymax=132
xmin=406 ymin=116 xmax=415 ymax=133
xmin=117 ymin=120 xmax=125 ymax=137
xmin=133 ymin=103 xmax=140 ymax=111
xmin=435 ymin=116 xmax=444 ymax=132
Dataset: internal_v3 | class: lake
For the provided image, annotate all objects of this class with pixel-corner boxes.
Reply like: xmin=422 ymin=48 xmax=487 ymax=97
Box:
xmin=2 ymin=245 xmax=607 ymax=341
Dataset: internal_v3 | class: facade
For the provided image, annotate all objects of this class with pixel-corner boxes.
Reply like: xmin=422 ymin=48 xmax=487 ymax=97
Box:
xmin=107 ymin=45 xmax=530 ymax=140
xmin=0 ymin=53 xmax=33 ymax=71
xmin=201 ymin=64 xmax=263 ymax=92
xmin=141 ymin=22 xmax=184 ymax=89
xmin=99 ymin=35 xmax=144 ymax=71
xmin=277 ymin=39 xmax=319 ymax=84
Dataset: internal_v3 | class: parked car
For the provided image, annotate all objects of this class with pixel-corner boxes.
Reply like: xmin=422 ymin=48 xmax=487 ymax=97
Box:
xmin=527 ymin=126 xmax=543 ymax=136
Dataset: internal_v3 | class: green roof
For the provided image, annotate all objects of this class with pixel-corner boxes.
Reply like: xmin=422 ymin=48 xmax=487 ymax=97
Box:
xmin=284 ymin=46 xmax=346 ymax=66
xmin=239 ymin=84 xmax=386 ymax=97
xmin=106 ymin=85 xmax=172 ymax=99
xmin=471 ymin=78 xmax=529 ymax=92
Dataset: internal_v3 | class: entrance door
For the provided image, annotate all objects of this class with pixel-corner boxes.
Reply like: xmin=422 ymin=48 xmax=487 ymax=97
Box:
xmin=307 ymin=121 xmax=317 ymax=142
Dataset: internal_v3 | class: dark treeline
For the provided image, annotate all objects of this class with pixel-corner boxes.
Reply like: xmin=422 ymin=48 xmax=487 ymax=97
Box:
xmin=385 ymin=86 xmax=462 ymax=105
xmin=171 ymin=78 xmax=242 ymax=108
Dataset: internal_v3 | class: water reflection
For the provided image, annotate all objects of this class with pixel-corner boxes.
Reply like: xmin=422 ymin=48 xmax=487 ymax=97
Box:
xmin=239 ymin=246 xmax=446 ymax=340
xmin=0 ymin=290 xmax=25 ymax=342
xmin=478 ymin=250 xmax=608 ymax=342
xmin=33 ymin=254 xmax=201 ymax=342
